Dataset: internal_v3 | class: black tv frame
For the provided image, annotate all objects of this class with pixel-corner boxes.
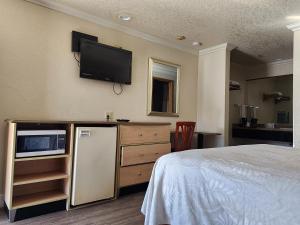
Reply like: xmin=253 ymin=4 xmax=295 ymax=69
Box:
xmin=79 ymin=39 xmax=132 ymax=85
xmin=72 ymin=31 xmax=98 ymax=52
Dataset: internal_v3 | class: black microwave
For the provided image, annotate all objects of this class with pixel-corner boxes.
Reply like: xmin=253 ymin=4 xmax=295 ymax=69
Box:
xmin=16 ymin=130 xmax=66 ymax=158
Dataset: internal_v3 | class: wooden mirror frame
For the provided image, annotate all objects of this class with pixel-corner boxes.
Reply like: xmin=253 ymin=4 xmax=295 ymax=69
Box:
xmin=147 ymin=58 xmax=180 ymax=117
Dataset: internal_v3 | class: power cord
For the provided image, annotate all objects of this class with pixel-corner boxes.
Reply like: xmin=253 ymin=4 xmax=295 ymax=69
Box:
xmin=113 ymin=82 xmax=123 ymax=95
xmin=73 ymin=52 xmax=80 ymax=67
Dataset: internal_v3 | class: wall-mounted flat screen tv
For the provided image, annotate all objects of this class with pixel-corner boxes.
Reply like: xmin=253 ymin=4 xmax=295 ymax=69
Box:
xmin=80 ymin=40 xmax=132 ymax=84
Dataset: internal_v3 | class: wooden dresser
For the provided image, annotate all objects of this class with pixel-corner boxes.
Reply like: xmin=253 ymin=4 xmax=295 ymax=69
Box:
xmin=118 ymin=123 xmax=171 ymax=189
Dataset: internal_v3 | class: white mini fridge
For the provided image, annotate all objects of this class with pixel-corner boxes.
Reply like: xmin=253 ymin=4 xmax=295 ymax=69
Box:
xmin=71 ymin=126 xmax=117 ymax=206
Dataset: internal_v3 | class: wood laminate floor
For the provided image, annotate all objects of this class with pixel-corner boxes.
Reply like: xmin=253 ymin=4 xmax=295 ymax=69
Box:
xmin=0 ymin=192 xmax=145 ymax=225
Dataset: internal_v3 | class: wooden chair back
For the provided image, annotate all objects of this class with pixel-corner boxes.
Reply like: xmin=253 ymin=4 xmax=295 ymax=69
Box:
xmin=175 ymin=121 xmax=196 ymax=151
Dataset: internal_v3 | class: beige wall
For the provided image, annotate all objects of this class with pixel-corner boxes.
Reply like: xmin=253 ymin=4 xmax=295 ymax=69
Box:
xmin=197 ymin=45 xmax=231 ymax=147
xmin=293 ymin=30 xmax=300 ymax=147
xmin=0 ymin=0 xmax=198 ymax=194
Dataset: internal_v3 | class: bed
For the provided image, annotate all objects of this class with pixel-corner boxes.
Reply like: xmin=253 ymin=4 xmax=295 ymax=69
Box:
xmin=141 ymin=144 xmax=300 ymax=225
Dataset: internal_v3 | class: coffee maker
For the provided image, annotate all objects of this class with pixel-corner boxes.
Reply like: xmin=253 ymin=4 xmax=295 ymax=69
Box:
xmin=236 ymin=104 xmax=259 ymax=127
xmin=239 ymin=104 xmax=248 ymax=127
xmin=249 ymin=106 xmax=259 ymax=127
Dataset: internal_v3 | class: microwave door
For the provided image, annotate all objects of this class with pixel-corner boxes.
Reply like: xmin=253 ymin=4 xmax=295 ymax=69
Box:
xmin=16 ymin=130 xmax=66 ymax=158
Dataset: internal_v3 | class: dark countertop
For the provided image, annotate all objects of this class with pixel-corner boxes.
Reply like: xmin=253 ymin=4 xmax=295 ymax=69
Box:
xmin=232 ymin=124 xmax=293 ymax=142
xmin=232 ymin=125 xmax=292 ymax=133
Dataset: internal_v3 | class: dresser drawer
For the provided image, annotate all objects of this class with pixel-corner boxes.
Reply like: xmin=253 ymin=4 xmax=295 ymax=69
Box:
xmin=119 ymin=163 xmax=154 ymax=187
xmin=121 ymin=143 xmax=170 ymax=166
xmin=120 ymin=125 xmax=170 ymax=145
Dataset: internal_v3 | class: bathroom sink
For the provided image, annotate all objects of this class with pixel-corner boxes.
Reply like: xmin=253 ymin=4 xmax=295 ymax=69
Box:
xmin=263 ymin=123 xmax=292 ymax=131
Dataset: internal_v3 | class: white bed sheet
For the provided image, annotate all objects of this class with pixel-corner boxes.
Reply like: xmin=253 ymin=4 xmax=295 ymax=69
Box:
xmin=141 ymin=144 xmax=300 ymax=225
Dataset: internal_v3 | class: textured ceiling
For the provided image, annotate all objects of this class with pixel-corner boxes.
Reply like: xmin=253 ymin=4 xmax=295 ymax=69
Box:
xmin=47 ymin=0 xmax=300 ymax=64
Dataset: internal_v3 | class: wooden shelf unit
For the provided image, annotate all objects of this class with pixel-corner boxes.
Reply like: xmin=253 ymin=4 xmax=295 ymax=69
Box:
xmin=12 ymin=179 xmax=67 ymax=210
xmin=14 ymin=154 xmax=69 ymax=162
xmin=12 ymin=190 xmax=68 ymax=210
xmin=3 ymin=121 xmax=75 ymax=222
xmin=3 ymin=119 xmax=171 ymax=221
xmin=14 ymin=171 xmax=69 ymax=186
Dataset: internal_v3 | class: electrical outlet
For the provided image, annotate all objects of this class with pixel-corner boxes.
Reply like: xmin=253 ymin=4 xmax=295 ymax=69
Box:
xmin=105 ymin=112 xmax=114 ymax=120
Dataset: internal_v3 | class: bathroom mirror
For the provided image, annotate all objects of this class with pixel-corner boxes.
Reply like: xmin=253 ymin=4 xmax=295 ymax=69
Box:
xmin=147 ymin=58 xmax=180 ymax=117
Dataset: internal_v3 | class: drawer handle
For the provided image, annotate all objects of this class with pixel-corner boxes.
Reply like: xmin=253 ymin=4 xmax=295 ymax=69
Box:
xmin=138 ymin=133 xmax=143 ymax=137
xmin=137 ymin=173 xmax=142 ymax=176
xmin=154 ymin=133 xmax=158 ymax=136
xmin=155 ymin=152 xmax=159 ymax=155
xmin=139 ymin=154 xmax=145 ymax=157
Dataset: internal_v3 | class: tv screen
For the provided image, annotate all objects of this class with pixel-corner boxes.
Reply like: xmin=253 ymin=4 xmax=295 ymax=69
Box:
xmin=80 ymin=40 xmax=132 ymax=84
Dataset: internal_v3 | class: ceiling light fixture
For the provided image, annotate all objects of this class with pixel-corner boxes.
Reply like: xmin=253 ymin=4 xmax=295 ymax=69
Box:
xmin=176 ymin=35 xmax=186 ymax=40
xmin=286 ymin=15 xmax=300 ymax=20
xmin=118 ymin=14 xmax=131 ymax=21
xmin=192 ymin=41 xmax=202 ymax=46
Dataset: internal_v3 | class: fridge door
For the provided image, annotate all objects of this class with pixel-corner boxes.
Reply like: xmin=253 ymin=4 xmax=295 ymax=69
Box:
xmin=71 ymin=126 xmax=117 ymax=206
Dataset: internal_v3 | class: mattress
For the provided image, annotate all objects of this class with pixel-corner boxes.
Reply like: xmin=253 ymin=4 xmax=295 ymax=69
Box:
xmin=141 ymin=144 xmax=300 ymax=225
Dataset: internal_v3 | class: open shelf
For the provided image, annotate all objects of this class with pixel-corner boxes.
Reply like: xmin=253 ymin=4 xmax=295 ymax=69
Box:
xmin=15 ymin=154 xmax=69 ymax=162
xmin=14 ymin=172 xmax=68 ymax=186
xmin=12 ymin=180 xmax=67 ymax=209
xmin=12 ymin=190 xmax=67 ymax=209
xmin=14 ymin=158 xmax=67 ymax=183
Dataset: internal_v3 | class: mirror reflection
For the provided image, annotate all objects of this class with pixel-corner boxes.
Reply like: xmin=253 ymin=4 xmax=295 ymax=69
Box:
xmin=148 ymin=58 xmax=180 ymax=117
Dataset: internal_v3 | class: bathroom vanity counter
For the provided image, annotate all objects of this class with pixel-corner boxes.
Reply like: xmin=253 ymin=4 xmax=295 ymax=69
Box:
xmin=232 ymin=124 xmax=293 ymax=143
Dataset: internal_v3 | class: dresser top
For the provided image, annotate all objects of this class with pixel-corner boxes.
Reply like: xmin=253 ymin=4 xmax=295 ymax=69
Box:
xmin=6 ymin=119 xmax=171 ymax=126
xmin=117 ymin=122 xmax=171 ymax=126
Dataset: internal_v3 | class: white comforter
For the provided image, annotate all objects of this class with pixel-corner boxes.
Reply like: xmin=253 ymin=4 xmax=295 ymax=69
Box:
xmin=141 ymin=144 xmax=300 ymax=225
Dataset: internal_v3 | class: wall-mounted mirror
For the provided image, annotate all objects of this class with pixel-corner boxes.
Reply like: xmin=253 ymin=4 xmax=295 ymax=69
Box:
xmin=147 ymin=58 xmax=180 ymax=117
